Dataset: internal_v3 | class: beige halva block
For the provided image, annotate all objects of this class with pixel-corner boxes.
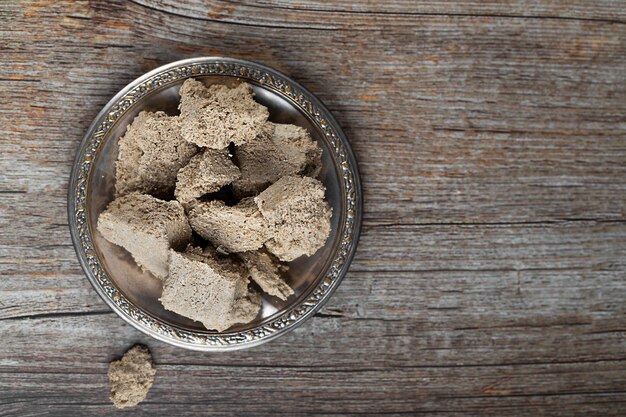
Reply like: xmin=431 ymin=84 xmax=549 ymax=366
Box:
xmin=239 ymin=250 xmax=294 ymax=301
xmin=175 ymin=148 xmax=241 ymax=204
xmin=116 ymin=110 xmax=197 ymax=198
xmin=255 ymin=175 xmax=331 ymax=262
xmin=178 ymin=79 xmax=268 ymax=149
xmin=160 ymin=247 xmax=261 ymax=331
xmin=97 ymin=192 xmax=191 ymax=279
xmin=232 ymin=121 xmax=322 ymax=197
xmin=188 ymin=198 xmax=274 ymax=253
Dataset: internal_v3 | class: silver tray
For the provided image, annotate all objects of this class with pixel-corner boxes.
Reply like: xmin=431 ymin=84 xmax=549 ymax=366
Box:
xmin=68 ymin=57 xmax=362 ymax=351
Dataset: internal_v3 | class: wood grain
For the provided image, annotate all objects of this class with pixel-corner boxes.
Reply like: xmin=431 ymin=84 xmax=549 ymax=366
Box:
xmin=1 ymin=0 xmax=625 ymax=415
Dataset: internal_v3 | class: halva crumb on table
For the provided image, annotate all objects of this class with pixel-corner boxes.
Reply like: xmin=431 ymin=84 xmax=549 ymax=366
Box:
xmin=108 ymin=345 xmax=156 ymax=409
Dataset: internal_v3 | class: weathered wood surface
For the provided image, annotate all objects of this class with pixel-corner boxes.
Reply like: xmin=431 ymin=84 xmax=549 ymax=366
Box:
xmin=1 ymin=0 xmax=625 ymax=415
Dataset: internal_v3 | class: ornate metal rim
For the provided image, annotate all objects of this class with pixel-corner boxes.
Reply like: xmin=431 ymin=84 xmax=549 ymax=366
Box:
xmin=68 ymin=57 xmax=362 ymax=351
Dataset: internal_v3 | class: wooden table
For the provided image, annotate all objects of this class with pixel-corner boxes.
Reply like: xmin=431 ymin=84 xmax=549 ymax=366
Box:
xmin=1 ymin=1 xmax=625 ymax=415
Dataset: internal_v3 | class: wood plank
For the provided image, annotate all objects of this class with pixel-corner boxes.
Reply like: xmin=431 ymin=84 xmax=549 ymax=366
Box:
xmin=2 ymin=310 xmax=625 ymax=368
xmin=1 ymin=364 xmax=626 ymax=416
xmin=0 ymin=314 xmax=625 ymax=415
xmin=355 ymin=222 xmax=626 ymax=272
xmin=131 ymin=0 xmax=626 ymax=27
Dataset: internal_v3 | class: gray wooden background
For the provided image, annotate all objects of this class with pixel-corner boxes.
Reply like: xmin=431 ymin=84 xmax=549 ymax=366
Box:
xmin=1 ymin=1 xmax=625 ymax=416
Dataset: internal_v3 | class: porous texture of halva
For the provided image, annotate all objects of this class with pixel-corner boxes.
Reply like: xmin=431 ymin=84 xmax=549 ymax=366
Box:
xmin=188 ymin=198 xmax=273 ymax=253
xmin=232 ymin=122 xmax=322 ymax=197
xmin=178 ymin=79 xmax=268 ymax=149
xmin=240 ymin=250 xmax=293 ymax=300
xmin=175 ymin=148 xmax=241 ymax=204
xmin=160 ymin=248 xmax=261 ymax=331
xmin=255 ymin=175 xmax=332 ymax=262
xmin=97 ymin=193 xmax=191 ymax=279
xmin=116 ymin=111 xmax=198 ymax=198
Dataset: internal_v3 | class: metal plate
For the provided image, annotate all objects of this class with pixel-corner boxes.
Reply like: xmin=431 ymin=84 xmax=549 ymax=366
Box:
xmin=68 ymin=57 xmax=362 ymax=351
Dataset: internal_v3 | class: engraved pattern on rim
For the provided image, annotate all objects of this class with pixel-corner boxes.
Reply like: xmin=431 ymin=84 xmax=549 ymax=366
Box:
xmin=69 ymin=58 xmax=361 ymax=350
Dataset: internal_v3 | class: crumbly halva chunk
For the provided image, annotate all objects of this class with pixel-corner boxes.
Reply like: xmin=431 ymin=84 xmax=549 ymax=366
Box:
xmin=116 ymin=111 xmax=198 ymax=198
xmin=188 ymin=198 xmax=273 ymax=253
xmin=108 ymin=345 xmax=156 ymax=409
xmin=160 ymin=248 xmax=261 ymax=331
xmin=97 ymin=193 xmax=191 ymax=279
xmin=240 ymin=250 xmax=293 ymax=300
xmin=255 ymin=175 xmax=331 ymax=262
xmin=178 ymin=79 xmax=268 ymax=149
xmin=232 ymin=122 xmax=323 ymax=197
xmin=175 ymin=148 xmax=241 ymax=204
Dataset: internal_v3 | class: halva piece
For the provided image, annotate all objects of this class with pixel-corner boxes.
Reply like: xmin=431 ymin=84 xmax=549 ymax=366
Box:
xmin=97 ymin=193 xmax=191 ymax=279
xmin=175 ymin=148 xmax=241 ymax=204
xmin=232 ymin=122 xmax=322 ymax=197
xmin=255 ymin=175 xmax=331 ymax=261
xmin=240 ymin=250 xmax=293 ymax=300
xmin=178 ymin=79 xmax=268 ymax=149
xmin=188 ymin=198 xmax=273 ymax=253
xmin=108 ymin=345 xmax=156 ymax=409
xmin=116 ymin=111 xmax=197 ymax=198
xmin=160 ymin=248 xmax=261 ymax=331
